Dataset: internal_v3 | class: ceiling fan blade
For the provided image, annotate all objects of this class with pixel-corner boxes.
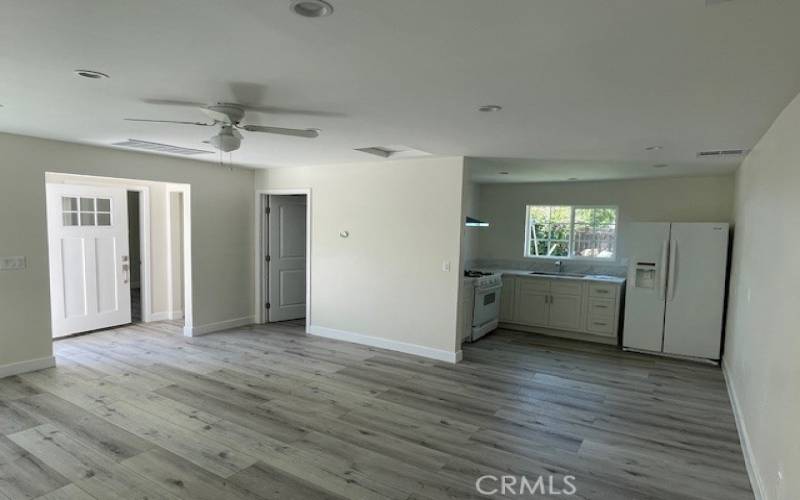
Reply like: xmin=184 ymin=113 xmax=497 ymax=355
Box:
xmin=125 ymin=118 xmax=214 ymax=126
xmin=240 ymin=104 xmax=346 ymax=118
xmin=141 ymin=98 xmax=206 ymax=108
xmin=240 ymin=125 xmax=319 ymax=138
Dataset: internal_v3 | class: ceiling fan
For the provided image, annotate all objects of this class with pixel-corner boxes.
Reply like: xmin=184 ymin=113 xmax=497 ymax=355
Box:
xmin=125 ymin=102 xmax=320 ymax=153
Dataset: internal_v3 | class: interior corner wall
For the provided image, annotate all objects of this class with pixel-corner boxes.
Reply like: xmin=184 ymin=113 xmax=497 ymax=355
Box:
xmin=0 ymin=132 xmax=255 ymax=370
xmin=723 ymin=91 xmax=800 ymax=500
xmin=254 ymin=156 xmax=465 ymax=355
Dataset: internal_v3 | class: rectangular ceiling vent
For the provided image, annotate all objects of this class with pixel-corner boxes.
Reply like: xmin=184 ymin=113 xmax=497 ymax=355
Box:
xmin=354 ymin=145 xmax=432 ymax=159
xmin=112 ymin=139 xmax=213 ymax=156
xmin=696 ymin=149 xmax=749 ymax=158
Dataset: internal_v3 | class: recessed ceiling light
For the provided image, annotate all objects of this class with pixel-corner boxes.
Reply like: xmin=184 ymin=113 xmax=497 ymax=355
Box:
xmin=498 ymin=171 xmax=509 ymax=175
xmin=479 ymin=105 xmax=502 ymax=112
xmin=645 ymin=145 xmax=663 ymax=151
xmin=290 ymin=0 xmax=333 ymax=17
xmin=653 ymin=164 xmax=669 ymax=168
xmin=74 ymin=69 xmax=110 ymax=79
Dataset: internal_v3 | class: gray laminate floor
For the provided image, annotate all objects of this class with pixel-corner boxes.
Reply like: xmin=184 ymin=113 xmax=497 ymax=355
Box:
xmin=0 ymin=322 xmax=753 ymax=500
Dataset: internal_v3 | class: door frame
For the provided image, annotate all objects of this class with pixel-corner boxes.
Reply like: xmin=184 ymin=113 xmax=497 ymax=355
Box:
xmin=166 ymin=185 xmax=192 ymax=325
xmin=126 ymin=185 xmax=153 ymax=323
xmin=253 ymin=189 xmax=312 ymax=331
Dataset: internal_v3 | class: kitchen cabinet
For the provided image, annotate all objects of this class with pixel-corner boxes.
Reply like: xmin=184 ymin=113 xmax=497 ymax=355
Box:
xmin=514 ymin=280 xmax=548 ymax=327
xmin=503 ymin=272 xmax=625 ymax=343
xmin=548 ymin=294 xmax=583 ymax=330
xmin=499 ymin=276 xmax=516 ymax=322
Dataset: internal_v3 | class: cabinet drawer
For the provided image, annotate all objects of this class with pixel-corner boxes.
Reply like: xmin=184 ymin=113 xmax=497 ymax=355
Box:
xmin=588 ymin=282 xmax=618 ymax=299
xmin=587 ymin=316 xmax=615 ymax=335
xmin=550 ymin=280 xmax=583 ymax=296
xmin=518 ymin=278 xmax=549 ymax=293
xmin=587 ymin=298 xmax=615 ymax=319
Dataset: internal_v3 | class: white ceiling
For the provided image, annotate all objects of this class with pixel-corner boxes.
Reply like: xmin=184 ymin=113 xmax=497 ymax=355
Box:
xmin=2 ymin=0 xmax=799 ymax=174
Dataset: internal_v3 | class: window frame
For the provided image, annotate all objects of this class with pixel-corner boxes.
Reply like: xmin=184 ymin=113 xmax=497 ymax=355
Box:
xmin=523 ymin=204 xmax=619 ymax=261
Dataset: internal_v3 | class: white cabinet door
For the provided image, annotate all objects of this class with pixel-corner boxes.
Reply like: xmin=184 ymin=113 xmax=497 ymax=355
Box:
xmin=499 ymin=276 xmax=516 ymax=322
xmin=514 ymin=280 xmax=549 ymax=327
xmin=47 ymin=184 xmax=131 ymax=338
xmin=548 ymin=294 xmax=582 ymax=330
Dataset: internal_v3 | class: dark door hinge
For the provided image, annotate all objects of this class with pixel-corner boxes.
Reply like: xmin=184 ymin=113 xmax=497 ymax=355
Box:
xmin=266 ymin=302 xmax=271 ymax=309
xmin=265 ymin=255 xmax=271 ymax=262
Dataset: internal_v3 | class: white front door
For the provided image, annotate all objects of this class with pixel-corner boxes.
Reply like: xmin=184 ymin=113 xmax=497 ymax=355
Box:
xmin=46 ymin=184 xmax=132 ymax=337
xmin=267 ymin=195 xmax=307 ymax=322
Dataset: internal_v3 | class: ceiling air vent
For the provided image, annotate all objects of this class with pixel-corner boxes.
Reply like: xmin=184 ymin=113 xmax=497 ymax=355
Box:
xmin=354 ymin=145 xmax=432 ymax=159
xmin=696 ymin=149 xmax=749 ymax=158
xmin=112 ymin=139 xmax=213 ymax=156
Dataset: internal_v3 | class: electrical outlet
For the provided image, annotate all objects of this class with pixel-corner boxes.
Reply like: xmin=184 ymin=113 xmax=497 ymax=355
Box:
xmin=0 ymin=256 xmax=26 ymax=271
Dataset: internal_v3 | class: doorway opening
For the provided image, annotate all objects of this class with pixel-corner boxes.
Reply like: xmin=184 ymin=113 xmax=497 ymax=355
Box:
xmin=255 ymin=191 xmax=311 ymax=329
xmin=44 ymin=173 xmax=191 ymax=339
xmin=127 ymin=190 xmax=142 ymax=322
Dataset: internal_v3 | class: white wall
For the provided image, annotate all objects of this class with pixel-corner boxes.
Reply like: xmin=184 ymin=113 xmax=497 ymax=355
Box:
xmin=474 ymin=175 xmax=735 ymax=266
xmin=0 ymin=133 xmax=254 ymax=371
xmin=724 ymin=92 xmax=800 ymax=500
xmin=255 ymin=157 xmax=465 ymax=357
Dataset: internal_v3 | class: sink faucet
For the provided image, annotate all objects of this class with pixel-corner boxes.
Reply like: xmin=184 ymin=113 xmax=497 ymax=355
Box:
xmin=554 ymin=260 xmax=564 ymax=273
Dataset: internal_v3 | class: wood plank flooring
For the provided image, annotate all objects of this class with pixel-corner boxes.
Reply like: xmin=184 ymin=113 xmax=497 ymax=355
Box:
xmin=0 ymin=321 xmax=753 ymax=499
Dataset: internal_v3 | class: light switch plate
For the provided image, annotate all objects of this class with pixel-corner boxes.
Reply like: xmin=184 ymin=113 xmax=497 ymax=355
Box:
xmin=0 ymin=256 xmax=27 ymax=271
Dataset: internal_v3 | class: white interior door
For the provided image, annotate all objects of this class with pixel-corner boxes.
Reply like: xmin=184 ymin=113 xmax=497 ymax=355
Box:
xmin=622 ymin=222 xmax=671 ymax=352
xmin=267 ymin=195 xmax=307 ymax=322
xmin=47 ymin=184 xmax=132 ymax=337
xmin=663 ymin=223 xmax=729 ymax=359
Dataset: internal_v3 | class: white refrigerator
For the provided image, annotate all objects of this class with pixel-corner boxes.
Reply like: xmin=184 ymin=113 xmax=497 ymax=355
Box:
xmin=622 ymin=222 xmax=729 ymax=361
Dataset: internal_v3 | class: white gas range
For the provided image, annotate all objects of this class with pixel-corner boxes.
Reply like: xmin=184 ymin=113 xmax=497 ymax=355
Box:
xmin=463 ymin=270 xmax=503 ymax=343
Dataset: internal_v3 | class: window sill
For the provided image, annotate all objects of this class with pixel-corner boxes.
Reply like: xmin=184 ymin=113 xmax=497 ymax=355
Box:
xmin=523 ymin=255 xmax=618 ymax=264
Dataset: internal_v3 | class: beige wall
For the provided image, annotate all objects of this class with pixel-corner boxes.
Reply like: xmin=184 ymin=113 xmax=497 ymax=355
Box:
xmin=474 ymin=175 xmax=735 ymax=264
xmin=724 ymin=92 xmax=800 ymax=500
xmin=44 ymin=173 xmax=185 ymax=318
xmin=0 ymin=133 xmax=254 ymax=369
xmin=255 ymin=157 xmax=465 ymax=354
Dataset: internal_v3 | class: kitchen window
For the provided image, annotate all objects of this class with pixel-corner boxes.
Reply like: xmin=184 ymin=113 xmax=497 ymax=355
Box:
xmin=525 ymin=205 xmax=617 ymax=259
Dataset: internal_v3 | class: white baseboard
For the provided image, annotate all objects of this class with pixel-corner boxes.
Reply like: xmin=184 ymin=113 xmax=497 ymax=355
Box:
xmin=309 ymin=325 xmax=462 ymax=363
xmin=722 ymin=358 xmax=765 ymax=500
xmin=0 ymin=356 xmax=56 ymax=379
xmin=184 ymin=316 xmax=254 ymax=337
xmin=169 ymin=309 xmax=184 ymax=321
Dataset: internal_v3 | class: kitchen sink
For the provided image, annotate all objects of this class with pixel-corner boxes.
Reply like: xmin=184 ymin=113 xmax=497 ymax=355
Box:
xmin=529 ymin=271 xmax=587 ymax=278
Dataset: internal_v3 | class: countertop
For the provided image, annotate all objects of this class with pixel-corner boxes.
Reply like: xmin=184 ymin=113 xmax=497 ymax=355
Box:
xmin=477 ymin=268 xmax=626 ymax=285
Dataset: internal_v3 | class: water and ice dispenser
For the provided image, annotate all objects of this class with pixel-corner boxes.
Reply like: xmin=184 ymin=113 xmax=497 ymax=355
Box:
xmin=634 ymin=262 xmax=657 ymax=289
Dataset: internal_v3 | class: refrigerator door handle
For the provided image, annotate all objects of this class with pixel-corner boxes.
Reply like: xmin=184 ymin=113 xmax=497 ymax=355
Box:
xmin=667 ymin=239 xmax=677 ymax=301
xmin=659 ymin=239 xmax=669 ymax=300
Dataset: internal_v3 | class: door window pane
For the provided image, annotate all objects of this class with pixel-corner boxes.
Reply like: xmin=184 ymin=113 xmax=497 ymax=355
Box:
xmin=80 ymin=198 xmax=95 ymax=211
xmin=96 ymin=198 xmax=111 ymax=212
xmin=80 ymin=213 xmax=95 ymax=226
xmin=63 ymin=213 xmax=78 ymax=226
xmin=97 ymin=213 xmax=111 ymax=226
xmin=62 ymin=197 xmax=78 ymax=211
